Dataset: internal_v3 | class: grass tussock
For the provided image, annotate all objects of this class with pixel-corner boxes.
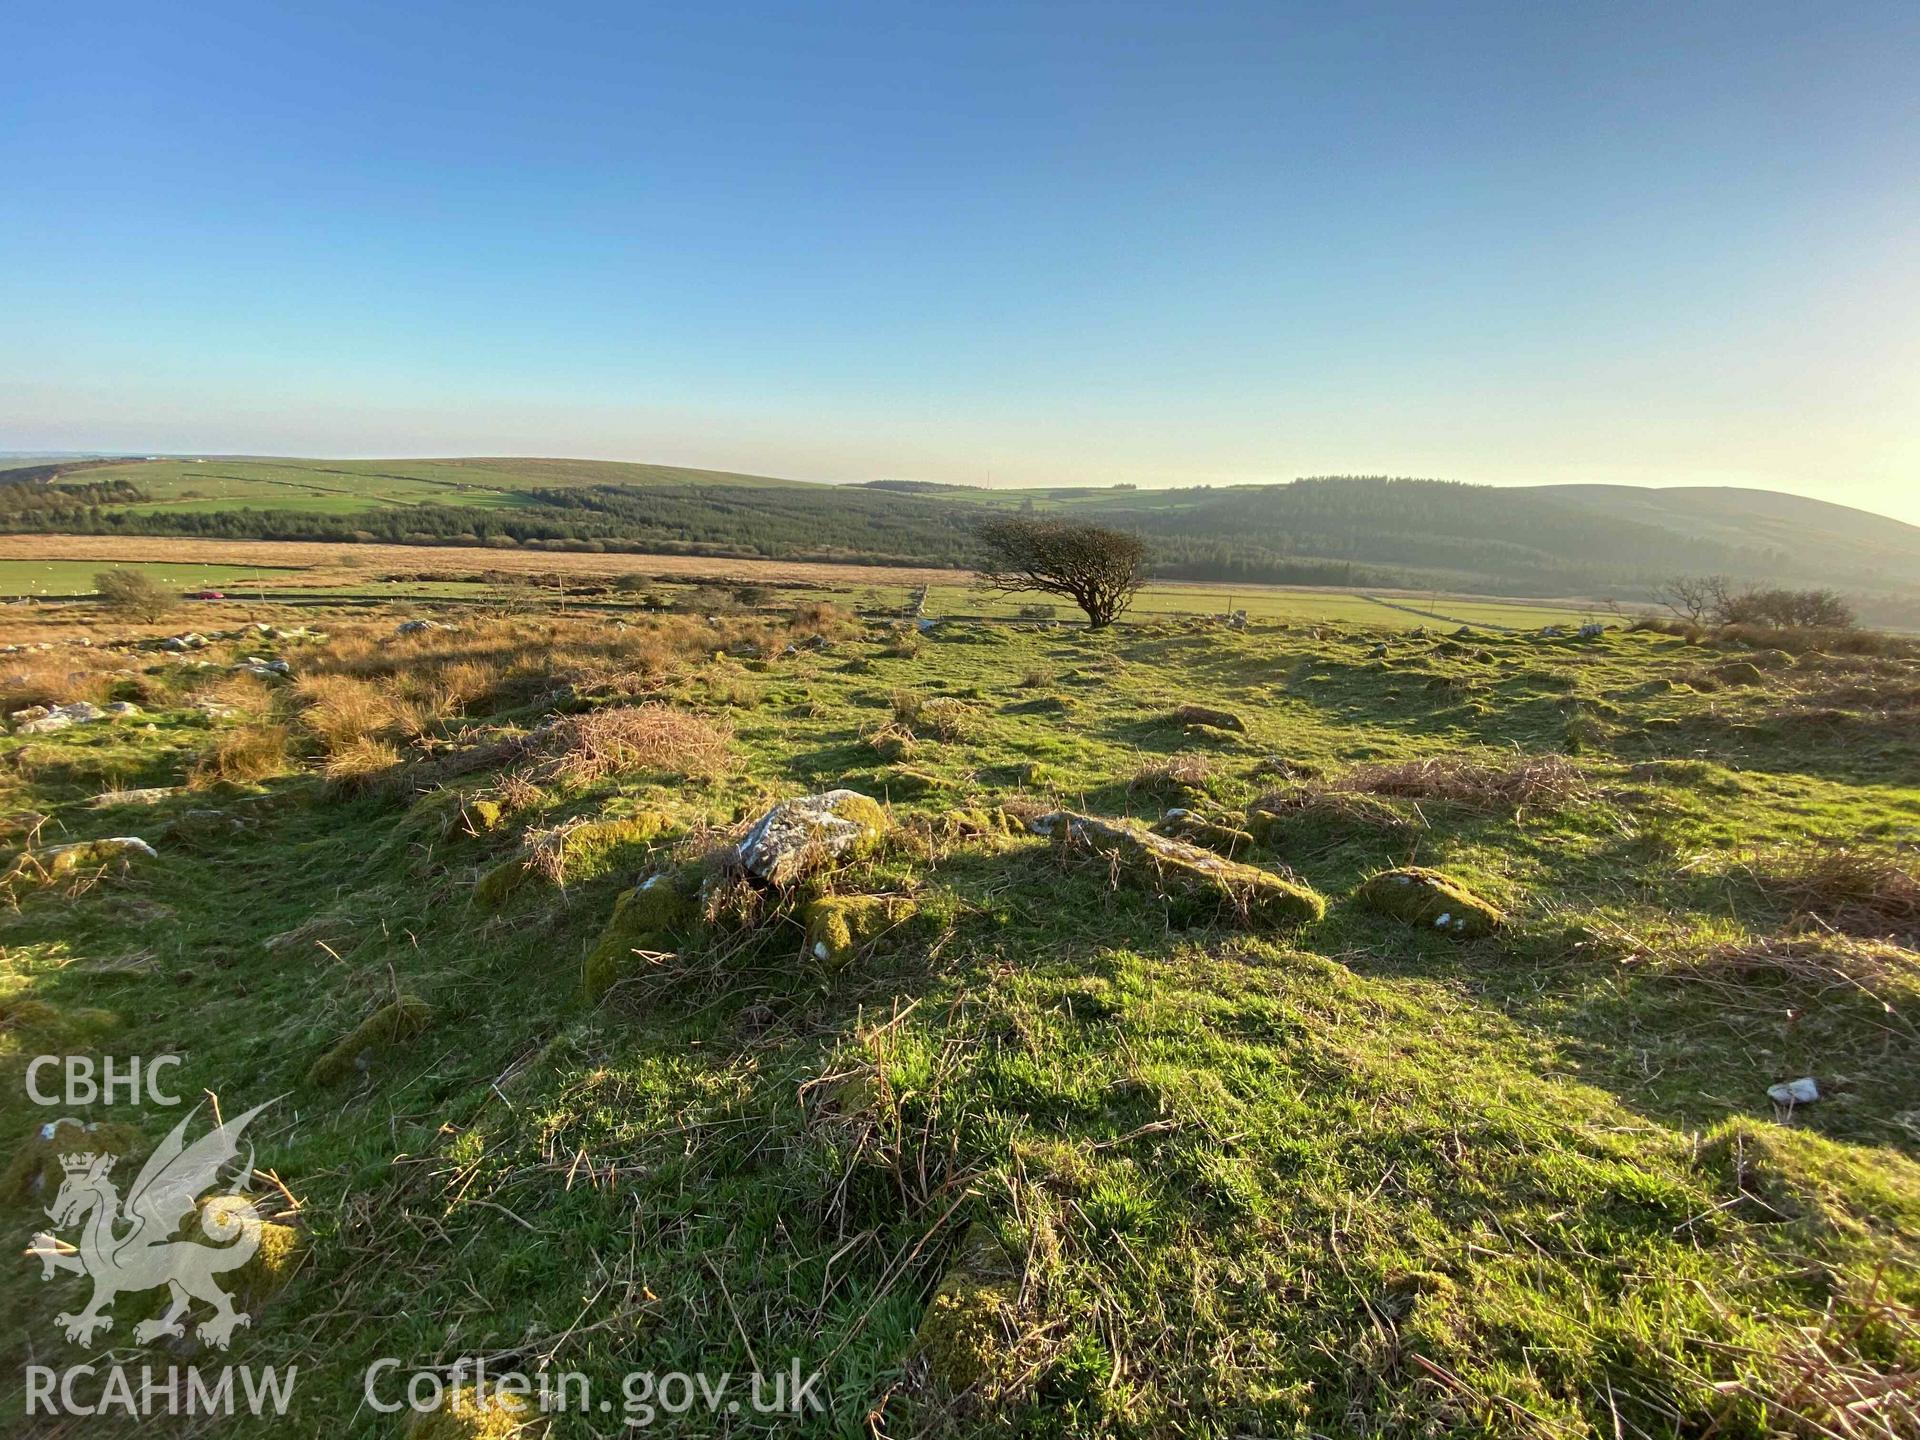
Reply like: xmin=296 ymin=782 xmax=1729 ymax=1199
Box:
xmin=1666 ymin=933 xmax=1920 ymax=1006
xmin=1741 ymin=844 xmax=1920 ymax=935
xmin=1333 ymin=752 xmax=1596 ymax=812
xmin=1127 ymin=755 xmax=1211 ymax=802
xmin=523 ymin=703 xmax=731 ymax=787
xmin=192 ymin=723 xmax=293 ymax=785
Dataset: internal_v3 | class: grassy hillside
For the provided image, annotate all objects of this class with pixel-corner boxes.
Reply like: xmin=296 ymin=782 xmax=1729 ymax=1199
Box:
xmin=10 ymin=458 xmax=1920 ymax=606
xmin=44 ymin=456 xmax=811 ymax=515
xmin=0 ymin=599 xmax=1915 ymax=1435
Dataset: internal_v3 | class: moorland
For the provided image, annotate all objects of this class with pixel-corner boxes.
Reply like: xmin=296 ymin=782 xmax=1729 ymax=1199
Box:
xmin=1 ymin=583 xmax=1916 ymax=1437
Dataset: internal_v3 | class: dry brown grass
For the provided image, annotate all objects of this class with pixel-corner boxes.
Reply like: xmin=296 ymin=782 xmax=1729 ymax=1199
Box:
xmin=1249 ymin=784 xmax=1426 ymax=836
xmin=192 ymin=724 xmax=293 ymax=785
xmin=0 ymin=654 xmax=116 ymax=713
xmin=521 ymin=704 xmax=731 ymax=787
xmin=1128 ymin=755 xmax=1211 ymax=801
xmin=321 ymin=734 xmax=405 ymax=789
xmin=1332 ymin=753 xmax=1596 ymax=812
xmin=1741 ymin=845 xmax=1920 ymax=936
xmin=293 ymin=674 xmax=413 ymax=753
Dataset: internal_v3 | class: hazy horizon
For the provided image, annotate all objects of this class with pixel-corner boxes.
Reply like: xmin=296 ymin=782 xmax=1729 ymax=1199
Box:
xmin=6 ymin=2 xmax=1917 ymax=522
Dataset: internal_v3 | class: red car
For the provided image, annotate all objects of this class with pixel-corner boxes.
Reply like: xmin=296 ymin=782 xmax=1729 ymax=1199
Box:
xmin=190 ymin=589 xmax=225 ymax=600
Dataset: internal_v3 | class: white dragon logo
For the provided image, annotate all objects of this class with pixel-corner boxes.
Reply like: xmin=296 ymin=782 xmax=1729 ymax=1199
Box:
xmin=25 ymin=1102 xmax=273 ymax=1349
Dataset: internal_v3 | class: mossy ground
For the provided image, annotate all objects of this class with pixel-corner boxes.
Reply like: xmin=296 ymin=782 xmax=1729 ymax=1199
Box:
xmin=1 ymin=602 xmax=1916 ymax=1436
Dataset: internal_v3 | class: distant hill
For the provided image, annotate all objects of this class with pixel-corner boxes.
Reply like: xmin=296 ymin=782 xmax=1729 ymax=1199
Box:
xmin=6 ymin=456 xmax=1918 ymax=610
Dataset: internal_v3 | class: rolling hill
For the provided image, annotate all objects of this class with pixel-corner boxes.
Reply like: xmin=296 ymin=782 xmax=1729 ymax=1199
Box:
xmin=7 ymin=456 xmax=1919 ymax=612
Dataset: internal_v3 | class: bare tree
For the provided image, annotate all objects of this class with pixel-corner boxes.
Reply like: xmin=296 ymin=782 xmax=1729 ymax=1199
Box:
xmin=974 ymin=517 xmax=1148 ymax=629
xmin=1654 ymin=574 xmax=1732 ymax=625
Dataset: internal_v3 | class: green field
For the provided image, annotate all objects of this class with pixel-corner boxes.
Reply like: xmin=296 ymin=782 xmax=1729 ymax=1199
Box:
xmin=1 ymin=599 xmax=1915 ymax=1435
xmin=0 ymin=559 xmax=305 ymax=596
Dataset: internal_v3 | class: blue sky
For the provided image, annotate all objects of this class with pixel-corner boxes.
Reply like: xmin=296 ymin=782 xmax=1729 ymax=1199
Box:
xmin=4 ymin=1 xmax=1917 ymax=519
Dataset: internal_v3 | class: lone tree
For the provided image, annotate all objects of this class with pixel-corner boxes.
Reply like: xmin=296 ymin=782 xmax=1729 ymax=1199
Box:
xmin=93 ymin=568 xmax=175 ymax=622
xmin=974 ymin=516 xmax=1148 ymax=629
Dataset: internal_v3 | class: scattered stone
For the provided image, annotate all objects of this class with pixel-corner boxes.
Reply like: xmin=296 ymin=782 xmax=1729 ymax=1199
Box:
xmin=404 ymin=1384 xmax=534 ymax=1439
xmin=4 ymin=836 xmax=159 ymax=888
xmin=1712 ymin=661 xmax=1767 ymax=687
xmin=15 ymin=700 xmax=112 ymax=734
xmin=2 ymin=1119 xmax=144 ymax=1205
xmin=307 ymin=996 xmax=432 ymax=1086
xmin=1767 ymin=1077 xmax=1820 ymax=1107
xmin=473 ymin=812 xmax=678 ymax=909
xmin=1171 ymin=704 xmax=1245 ymax=733
xmin=881 ymin=765 xmax=947 ymax=798
xmin=1152 ymin=808 xmax=1256 ymax=857
xmin=236 ymin=657 xmax=292 ymax=679
xmin=395 ymin=619 xmax=453 ymax=636
xmin=803 ymin=894 xmax=920 ymax=966
xmin=583 ymin=870 xmax=699 ymax=998
xmin=735 ymin=790 xmax=887 ymax=888
xmin=92 ymin=786 xmax=178 ymax=809
xmin=159 ymin=632 xmax=209 ymax=652
xmin=1028 ymin=810 xmax=1324 ymax=926
xmin=8 ymin=706 xmax=50 ymax=726
xmin=1246 ymin=788 xmax=1423 ymax=840
xmin=101 ymin=700 xmax=141 ymax=717
xmin=913 ymin=1222 xmax=1018 ymax=1396
xmin=1355 ymin=867 xmax=1502 ymax=937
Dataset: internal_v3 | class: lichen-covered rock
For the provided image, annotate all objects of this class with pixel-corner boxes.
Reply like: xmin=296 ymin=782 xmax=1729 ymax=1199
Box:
xmin=583 ymin=870 xmax=699 ymax=999
xmin=914 ymin=1222 xmax=1017 ymax=1396
xmin=307 ymin=996 xmax=432 ymax=1086
xmin=1152 ymin=808 xmax=1256 ymax=857
xmin=1355 ymin=867 xmax=1502 ymax=937
xmin=1171 ymin=704 xmax=1245 ymax=733
xmin=803 ymin=894 xmax=919 ymax=966
xmin=735 ymin=790 xmax=886 ymax=887
xmin=1029 ymin=811 xmax=1325 ymax=926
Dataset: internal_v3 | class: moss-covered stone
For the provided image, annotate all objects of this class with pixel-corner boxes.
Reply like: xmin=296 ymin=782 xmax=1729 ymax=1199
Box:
xmin=405 ymin=1385 xmax=535 ymax=1438
xmin=1031 ymin=811 xmax=1325 ymax=927
xmin=189 ymin=1195 xmax=304 ymax=1309
xmin=1245 ymin=788 xmax=1423 ymax=842
xmin=308 ymin=996 xmax=433 ymax=1086
xmin=5 ymin=836 xmax=157 ymax=889
xmin=2 ymin=1119 xmax=143 ymax=1206
xmin=940 ymin=807 xmax=1017 ymax=840
xmin=1354 ymin=867 xmax=1503 ymax=937
xmin=803 ymin=894 xmax=919 ymax=966
xmin=1170 ymin=704 xmax=1245 ymax=733
xmin=1151 ymin=808 xmax=1256 ymax=857
xmin=583 ymin=870 xmax=699 ymax=999
xmin=914 ymin=1222 xmax=1017 ymax=1395
xmin=401 ymin=788 xmax=507 ymax=844
xmin=881 ymin=765 xmax=947 ymax=798
xmin=474 ymin=811 xmax=678 ymax=909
